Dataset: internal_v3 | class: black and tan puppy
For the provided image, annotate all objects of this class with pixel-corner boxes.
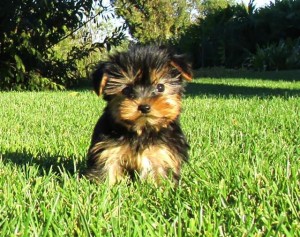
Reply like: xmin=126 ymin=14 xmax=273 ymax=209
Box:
xmin=86 ymin=45 xmax=192 ymax=185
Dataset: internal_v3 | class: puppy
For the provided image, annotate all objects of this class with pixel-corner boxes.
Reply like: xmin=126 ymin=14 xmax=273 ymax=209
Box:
xmin=86 ymin=45 xmax=192 ymax=185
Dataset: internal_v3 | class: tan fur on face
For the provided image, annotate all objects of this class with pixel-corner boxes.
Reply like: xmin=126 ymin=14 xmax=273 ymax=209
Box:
xmin=150 ymin=66 xmax=169 ymax=84
xmin=87 ymin=141 xmax=182 ymax=185
xmin=109 ymin=94 xmax=182 ymax=134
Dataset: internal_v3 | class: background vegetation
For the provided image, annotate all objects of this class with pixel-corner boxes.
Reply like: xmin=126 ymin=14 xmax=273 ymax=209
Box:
xmin=176 ymin=0 xmax=300 ymax=69
xmin=0 ymin=0 xmax=125 ymax=90
xmin=0 ymin=0 xmax=299 ymax=91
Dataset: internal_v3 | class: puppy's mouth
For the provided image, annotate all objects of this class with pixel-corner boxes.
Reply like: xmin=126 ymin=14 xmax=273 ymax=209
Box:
xmin=122 ymin=112 xmax=160 ymax=125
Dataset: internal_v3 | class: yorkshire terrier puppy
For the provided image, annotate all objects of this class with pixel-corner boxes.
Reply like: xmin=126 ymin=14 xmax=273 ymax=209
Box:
xmin=86 ymin=45 xmax=192 ymax=185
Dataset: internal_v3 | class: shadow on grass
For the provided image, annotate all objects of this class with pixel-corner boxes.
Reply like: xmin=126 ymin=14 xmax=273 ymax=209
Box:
xmin=186 ymin=82 xmax=300 ymax=98
xmin=1 ymin=150 xmax=86 ymax=177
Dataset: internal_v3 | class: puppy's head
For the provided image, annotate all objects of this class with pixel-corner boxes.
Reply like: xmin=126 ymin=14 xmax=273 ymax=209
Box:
xmin=92 ymin=45 xmax=192 ymax=135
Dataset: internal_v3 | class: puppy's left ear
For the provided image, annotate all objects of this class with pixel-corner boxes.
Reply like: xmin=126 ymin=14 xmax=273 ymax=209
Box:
xmin=170 ymin=54 xmax=193 ymax=81
xmin=91 ymin=63 xmax=109 ymax=96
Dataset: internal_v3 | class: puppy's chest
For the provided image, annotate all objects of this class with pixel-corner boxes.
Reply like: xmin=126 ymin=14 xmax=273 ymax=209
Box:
xmin=96 ymin=138 xmax=180 ymax=171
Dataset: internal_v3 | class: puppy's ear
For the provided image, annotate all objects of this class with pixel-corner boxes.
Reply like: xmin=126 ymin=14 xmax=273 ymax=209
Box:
xmin=170 ymin=55 xmax=193 ymax=81
xmin=91 ymin=63 xmax=109 ymax=96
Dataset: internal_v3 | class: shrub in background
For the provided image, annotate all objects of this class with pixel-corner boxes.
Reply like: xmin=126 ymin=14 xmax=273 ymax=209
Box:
xmin=0 ymin=0 xmax=125 ymax=91
xmin=249 ymin=38 xmax=300 ymax=71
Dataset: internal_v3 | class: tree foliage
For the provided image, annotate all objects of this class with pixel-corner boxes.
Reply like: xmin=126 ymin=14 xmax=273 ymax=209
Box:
xmin=113 ymin=0 xmax=194 ymax=44
xmin=0 ymin=0 xmax=125 ymax=90
xmin=176 ymin=0 xmax=300 ymax=69
xmin=112 ymin=0 xmax=236 ymax=44
xmin=196 ymin=0 xmax=235 ymax=17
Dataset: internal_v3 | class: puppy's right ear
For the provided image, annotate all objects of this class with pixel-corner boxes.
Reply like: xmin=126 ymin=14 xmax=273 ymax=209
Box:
xmin=91 ymin=63 xmax=109 ymax=96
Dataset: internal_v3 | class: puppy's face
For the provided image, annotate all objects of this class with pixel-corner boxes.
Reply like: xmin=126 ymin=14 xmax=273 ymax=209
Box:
xmin=92 ymin=46 xmax=192 ymax=134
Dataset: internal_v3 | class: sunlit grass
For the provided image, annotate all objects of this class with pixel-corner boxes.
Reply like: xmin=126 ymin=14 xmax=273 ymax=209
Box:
xmin=0 ymin=77 xmax=299 ymax=236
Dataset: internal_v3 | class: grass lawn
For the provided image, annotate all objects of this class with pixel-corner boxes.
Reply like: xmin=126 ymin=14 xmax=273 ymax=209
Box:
xmin=0 ymin=71 xmax=299 ymax=236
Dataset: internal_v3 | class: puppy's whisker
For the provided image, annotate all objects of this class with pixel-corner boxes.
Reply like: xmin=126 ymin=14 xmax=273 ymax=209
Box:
xmin=134 ymin=69 xmax=143 ymax=81
xmin=120 ymin=70 xmax=132 ymax=83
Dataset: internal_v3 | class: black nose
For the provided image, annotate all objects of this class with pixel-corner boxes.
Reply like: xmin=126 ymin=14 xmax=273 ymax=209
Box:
xmin=138 ymin=104 xmax=151 ymax=114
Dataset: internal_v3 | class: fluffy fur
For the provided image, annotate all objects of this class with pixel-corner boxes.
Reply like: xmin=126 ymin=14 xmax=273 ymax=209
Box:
xmin=86 ymin=45 xmax=192 ymax=185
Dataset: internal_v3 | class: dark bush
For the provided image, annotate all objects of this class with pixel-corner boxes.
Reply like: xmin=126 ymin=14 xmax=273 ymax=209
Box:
xmin=174 ymin=0 xmax=300 ymax=69
xmin=248 ymin=38 xmax=300 ymax=71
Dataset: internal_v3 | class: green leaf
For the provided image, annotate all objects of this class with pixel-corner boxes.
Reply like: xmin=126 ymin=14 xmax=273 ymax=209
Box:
xmin=14 ymin=55 xmax=26 ymax=72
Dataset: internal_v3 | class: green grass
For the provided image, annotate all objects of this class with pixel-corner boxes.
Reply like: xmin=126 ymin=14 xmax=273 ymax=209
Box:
xmin=1 ymin=74 xmax=300 ymax=236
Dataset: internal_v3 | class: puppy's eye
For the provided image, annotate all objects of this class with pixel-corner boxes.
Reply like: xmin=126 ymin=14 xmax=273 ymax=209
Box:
xmin=122 ymin=86 xmax=135 ymax=98
xmin=156 ymin=84 xmax=165 ymax=93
